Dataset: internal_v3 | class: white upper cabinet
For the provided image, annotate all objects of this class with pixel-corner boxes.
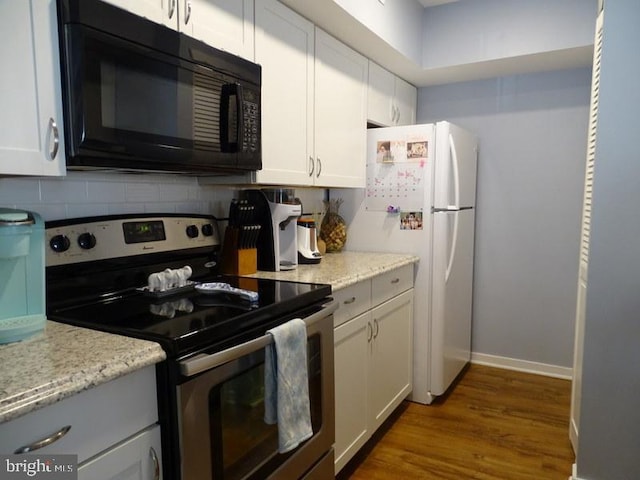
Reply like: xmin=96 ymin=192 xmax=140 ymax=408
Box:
xmin=255 ymin=0 xmax=367 ymax=188
xmin=104 ymin=0 xmax=255 ymax=60
xmin=254 ymin=0 xmax=315 ymax=185
xmin=181 ymin=0 xmax=255 ymax=60
xmin=0 ymin=0 xmax=65 ymax=176
xmin=314 ymin=28 xmax=368 ymax=187
xmin=367 ymin=61 xmax=416 ymax=127
xmin=102 ymin=0 xmax=175 ymax=27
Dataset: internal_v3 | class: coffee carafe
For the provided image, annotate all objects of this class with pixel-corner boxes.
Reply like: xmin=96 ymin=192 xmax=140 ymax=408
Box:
xmin=297 ymin=218 xmax=322 ymax=264
xmin=0 ymin=208 xmax=46 ymax=344
xmin=243 ymin=189 xmax=302 ymax=271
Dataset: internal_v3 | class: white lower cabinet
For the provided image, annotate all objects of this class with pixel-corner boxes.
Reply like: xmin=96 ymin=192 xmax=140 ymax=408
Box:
xmin=78 ymin=425 xmax=162 ymax=480
xmin=333 ymin=265 xmax=414 ymax=474
xmin=334 ymin=311 xmax=371 ymax=471
xmin=0 ymin=366 xmax=161 ymax=480
xmin=369 ymin=290 xmax=413 ymax=432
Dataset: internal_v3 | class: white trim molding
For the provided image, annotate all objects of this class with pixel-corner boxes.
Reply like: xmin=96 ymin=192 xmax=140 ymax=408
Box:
xmin=471 ymin=352 xmax=573 ymax=380
xmin=570 ymin=463 xmax=588 ymax=480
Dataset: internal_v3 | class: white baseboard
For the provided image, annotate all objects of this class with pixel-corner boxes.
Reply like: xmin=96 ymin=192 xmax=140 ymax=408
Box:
xmin=471 ymin=352 xmax=573 ymax=380
xmin=570 ymin=463 xmax=587 ymax=480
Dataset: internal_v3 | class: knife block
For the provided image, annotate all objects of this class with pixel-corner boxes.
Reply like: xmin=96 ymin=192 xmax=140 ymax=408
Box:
xmin=220 ymin=227 xmax=257 ymax=275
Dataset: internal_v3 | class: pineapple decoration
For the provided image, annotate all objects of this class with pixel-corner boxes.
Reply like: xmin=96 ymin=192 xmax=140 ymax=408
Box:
xmin=320 ymin=198 xmax=347 ymax=252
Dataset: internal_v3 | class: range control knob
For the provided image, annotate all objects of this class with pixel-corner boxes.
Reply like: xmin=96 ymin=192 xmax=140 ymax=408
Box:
xmin=78 ymin=232 xmax=97 ymax=250
xmin=201 ymin=223 xmax=214 ymax=237
xmin=186 ymin=225 xmax=199 ymax=238
xmin=49 ymin=234 xmax=71 ymax=253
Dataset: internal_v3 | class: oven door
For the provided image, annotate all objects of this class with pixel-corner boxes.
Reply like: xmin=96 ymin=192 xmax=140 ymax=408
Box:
xmin=59 ymin=5 xmax=261 ymax=173
xmin=177 ymin=302 xmax=336 ymax=480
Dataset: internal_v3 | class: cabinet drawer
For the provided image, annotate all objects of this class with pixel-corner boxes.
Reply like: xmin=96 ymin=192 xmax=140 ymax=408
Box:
xmin=333 ymin=281 xmax=372 ymax=327
xmin=0 ymin=366 xmax=158 ymax=464
xmin=371 ymin=264 xmax=414 ymax=307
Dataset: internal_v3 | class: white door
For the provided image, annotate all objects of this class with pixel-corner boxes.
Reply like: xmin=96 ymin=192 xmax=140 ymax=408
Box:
xmin=184 ymin=0 xmax=254 ymax=60
xmin=78 ymin=425 xmax=162 ymax=480
xmin=102 ymin=0 xmax=176 ymax=29
xmin=430 ymin=208 xmax=475 ymax=396
xmin=314 ymin=28 xmax=368 ymax=187
xmin=0 ymin=0 xmax=65 ymax=176
xmin=254 ymin=0 xmax=314 ymax=185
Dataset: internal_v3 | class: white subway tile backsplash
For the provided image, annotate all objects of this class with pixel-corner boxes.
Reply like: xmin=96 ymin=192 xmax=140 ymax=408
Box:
xmin=88 ymin=181 xmax=126 ymax=203
xmin=41 ymin=178 xmax=88 ymax=203
xmin=1 ymin=171 xmax=328 ymax=223
xmin=66 ymin=203 xmax=110 ymax=219
xmin=0 ymin=178 xmax=41 ymax=204
xmin=125 ymin=182 xmax=160 ymax=203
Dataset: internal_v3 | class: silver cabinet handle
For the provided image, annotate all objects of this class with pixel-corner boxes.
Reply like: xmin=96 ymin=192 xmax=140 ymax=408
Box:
xmin=14 ymin=425 xmax=71 ymax=454
xmin=184 ymin=0 xmax=192 ymax=25
xmin=168 ymin=0 xmax=176 ymax=19
xmin=390 ymin=278 xmax=400 ymax=284
xmin=316 ymin=157 xmax=322 ymax=177
xmin=180 ymin=301 xmax=338 ymax=376
xmin=150 ymin=446 xmax=160 ymax=480
xmin=48 ymin=117 xmax=59 ymax=161
xmin=308 ymin=156 xmax=315 ymax=177
xmin=367 ymin=321 xmax=373 ymax=343
xmin=373 ymin=318 xmax=379 ymax=339
xmin=343 ymin=296 xmax=356 ymax=305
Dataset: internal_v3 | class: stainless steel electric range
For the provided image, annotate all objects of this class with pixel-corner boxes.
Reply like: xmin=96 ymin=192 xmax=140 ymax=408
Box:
xmin=45 ymin=213 xmax=336 ymax=480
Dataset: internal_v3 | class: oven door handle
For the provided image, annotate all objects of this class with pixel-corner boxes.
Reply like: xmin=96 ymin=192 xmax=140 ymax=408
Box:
xmin=179 ymin=300 xmax=337 ymax=377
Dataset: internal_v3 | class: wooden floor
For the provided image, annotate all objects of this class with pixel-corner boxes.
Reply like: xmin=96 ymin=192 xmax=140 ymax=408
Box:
xmin=337 ymin=364 xmax=575 ymax=480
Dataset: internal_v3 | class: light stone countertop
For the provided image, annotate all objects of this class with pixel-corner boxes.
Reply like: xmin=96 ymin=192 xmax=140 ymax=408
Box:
xmin=0 ymin=321 xmax=165 ymax=424
xmin=0 ymin=251 xmax=415 ymax=425
xmin=246 ymin=251 xmax=419 ymax=290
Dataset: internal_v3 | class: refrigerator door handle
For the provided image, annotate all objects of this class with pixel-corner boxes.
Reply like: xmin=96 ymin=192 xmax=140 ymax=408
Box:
xmin=445 ymin=210 xmax=459 ymax=283
xmin=449 ymin=133 xmax=461 ymax=209
xmin=432 ymin=206 xmax=459 ymax=213
xmin=432 ymin=206 xmax=472 ymax=213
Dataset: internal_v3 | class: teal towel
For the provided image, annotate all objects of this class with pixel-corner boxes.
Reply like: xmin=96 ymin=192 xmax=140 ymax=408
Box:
xmin=264 ymin=318 xmax=313 ymax=453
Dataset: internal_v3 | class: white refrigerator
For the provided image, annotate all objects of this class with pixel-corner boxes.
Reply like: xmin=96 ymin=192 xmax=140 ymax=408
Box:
xmin=341 ymin=121 xmax=478 ymax=404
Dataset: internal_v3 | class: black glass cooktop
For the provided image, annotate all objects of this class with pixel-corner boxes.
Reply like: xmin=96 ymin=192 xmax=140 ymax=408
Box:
xmin=48 ymin=275 xmax=331 ymax=357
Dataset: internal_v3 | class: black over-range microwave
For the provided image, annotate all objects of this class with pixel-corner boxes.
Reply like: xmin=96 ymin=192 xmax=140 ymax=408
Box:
xmin=56 ymin=0 xmax=261 ymax=174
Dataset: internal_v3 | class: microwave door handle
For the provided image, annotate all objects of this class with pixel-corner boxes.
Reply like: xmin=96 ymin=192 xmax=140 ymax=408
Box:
xmin=220 ymin=82 xmax=244 ymax=153
xmin=179 ymin=300 xmax=337 ymax=377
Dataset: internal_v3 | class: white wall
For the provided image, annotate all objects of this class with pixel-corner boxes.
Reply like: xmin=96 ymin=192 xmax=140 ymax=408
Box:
xmin=422 ymin=0 xmax=597 ymax=69
xmin=576 ymin=1 xmax=640 ymax=477
xmin=418 ymin=67 xmax=591 ymax=368
xmin=334 ymin=0 xmax=424 ymax=64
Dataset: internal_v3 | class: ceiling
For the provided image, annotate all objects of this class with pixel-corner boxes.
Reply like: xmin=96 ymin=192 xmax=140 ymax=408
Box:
xmin=417 ymin=0 xmax=459 ymax=7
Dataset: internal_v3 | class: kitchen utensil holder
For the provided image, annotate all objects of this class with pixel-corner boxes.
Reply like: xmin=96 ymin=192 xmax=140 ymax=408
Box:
xmin=220 ymin=227 xmax=257 ymax=275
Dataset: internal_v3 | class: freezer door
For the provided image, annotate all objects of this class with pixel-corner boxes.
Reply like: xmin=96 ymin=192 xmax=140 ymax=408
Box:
xmin=434 ymin=122 xmax=478 ymax=209
xmin=430 ymin=208 xmax=474 ymax=396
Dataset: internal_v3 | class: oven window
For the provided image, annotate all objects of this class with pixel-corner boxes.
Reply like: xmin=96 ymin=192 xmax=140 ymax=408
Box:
xmin=209 ymin=336 xmax=323 ymax=480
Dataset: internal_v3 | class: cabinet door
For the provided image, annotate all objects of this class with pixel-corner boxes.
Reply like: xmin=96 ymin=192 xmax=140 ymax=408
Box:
xmin=334 ymin=311 xmax=371 ymax=474
xmin=0 ymin=0 xmax=65 ymax=176
xmin=367 ymin=61 xmax=395 ymax=127
xmin=314 ymin=28 xmax=367 ymax=188
xmin=254 ymin=0 xmax=315 ymax=185
xmin=102 ymin=0 xmax=176 ymax=29
xmin=183 ymin=0 xmax=254 ymax=60
xmin=394 ymin=77 xmax=417 ymax=126
xmin=78 ymin=425 xmax=162 ymax=480
xmin=369 ymin=289 xmax=414 ymax=431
